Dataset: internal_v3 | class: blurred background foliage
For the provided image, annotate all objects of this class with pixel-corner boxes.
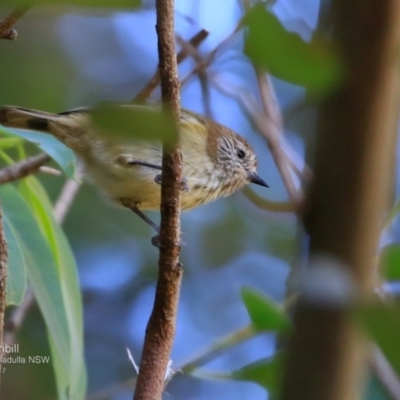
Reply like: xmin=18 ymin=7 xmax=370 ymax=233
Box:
xmin=0 ymin=0 xmax=399 ymax=399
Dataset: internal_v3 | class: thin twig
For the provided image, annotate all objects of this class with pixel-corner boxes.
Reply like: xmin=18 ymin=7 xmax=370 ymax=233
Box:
xmin=177 ymin=325 xmax=256 ymax=374
xmin=180 ymin=20 xmax=243 ymax=87
xmin=3 ymin=288 xmax=33 ymax=346
xmin=242 ymin=186 xmax=297 ymax=213
xmin=0 ymin=7 xmax=29 ymax=40
xmin=253 ymin=66 xmax=304 ymax=203
xmin=133 ymin=0 xmax=183 ymax=399
xmin=53 ymin=179 xmax=81 ymax=223
xmin=0 ymin=153 xmax=50 ymax=185
xmin=38 ymin=166 xmax=62 ymax=176
xmin=134 ymin=29 xmax=208 ymax=102
xmin=372 ymin=347 xmax=400 ymax=400
xmin=176 ymin=35 xmax=213 ymax=118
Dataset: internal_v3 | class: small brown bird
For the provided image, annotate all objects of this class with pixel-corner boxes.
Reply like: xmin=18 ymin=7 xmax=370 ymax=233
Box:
xmin=0 ymin=104 xmax=267 ymax=233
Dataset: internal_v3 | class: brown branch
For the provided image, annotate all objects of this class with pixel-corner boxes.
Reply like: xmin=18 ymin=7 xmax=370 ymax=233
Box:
xmin=180 ymin=20 xmax=243 ymax=87
xmin=176 ymin=35 xmax=213 ymax=118
xmin=242 ymin=186 xmax=297 ymax=213
xmin=281 ymin=1 xmax=400 ymax=399
xmin=134 ymin=29 xmax=208 ymax=102
xmin=133 ymin=1 xmax=183 ymax=399
xmin=0 ymin=153 xmax=51 ymax=185
xmin=0 ymin=202 xmax=8 ymax=388
xmin=0 ymin=7 xmax=29 ymax=40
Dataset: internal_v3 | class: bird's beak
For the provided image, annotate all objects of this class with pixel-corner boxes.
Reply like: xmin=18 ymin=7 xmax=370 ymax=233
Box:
xmin=247 ymin=172 xmax=269 ymax=188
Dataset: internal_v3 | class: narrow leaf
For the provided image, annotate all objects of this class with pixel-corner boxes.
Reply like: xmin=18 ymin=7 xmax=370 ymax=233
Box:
xmin=232 ymin=354 xmax=283 ymax=395
xmin=19 ymin=176 xmax=86 ymax=399
xmin=0 ymin=126 xmax=76 ymax=178
xmin=0 ymin=183 xmax=71 ymax=379
xmin=241 ymin=287 xmax=290 ymax=332
xmin=244 ymin=4 xmax=341 ymax=92
xmin=91 ymin=103 xmax=177 ymax=144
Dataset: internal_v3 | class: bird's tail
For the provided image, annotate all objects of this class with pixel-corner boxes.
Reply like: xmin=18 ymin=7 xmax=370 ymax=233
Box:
xmin=0 ymin=106 xmax=61 ymax=132
xmin=0 ymin=106 xmax=90 ymax=151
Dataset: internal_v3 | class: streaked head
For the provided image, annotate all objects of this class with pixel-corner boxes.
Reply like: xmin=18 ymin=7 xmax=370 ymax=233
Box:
xmin=216 ymin=133 xmax=268 ymax=189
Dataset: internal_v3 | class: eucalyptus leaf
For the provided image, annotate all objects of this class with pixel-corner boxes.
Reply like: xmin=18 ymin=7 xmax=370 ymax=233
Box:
xmin=241 ymin=287 xmax=290 ymax=332
xmin=0 ymin=126 xmax=76 ymax=178
xmin=244 ymin=3 xmax=341 ymax=92
xmin=231 ymin=354 xmax=283 ymax=395
xmin=91 ymin=103 xmax=177 ymax=144
xmin=19 ymin=176 xmax=86 ymax=400
xmin=0 ymin=183 xmax=71 ymax=382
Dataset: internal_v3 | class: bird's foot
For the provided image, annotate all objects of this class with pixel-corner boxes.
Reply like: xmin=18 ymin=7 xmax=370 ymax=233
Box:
xmin=151 ymin=234 xmax=186 ymax=248
xmin=154 ymin=174 xmax=189 ymax=192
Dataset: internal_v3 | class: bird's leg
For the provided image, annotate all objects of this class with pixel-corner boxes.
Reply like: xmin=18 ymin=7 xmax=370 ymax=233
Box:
xmin=154 ymin=174 xmax=189 ymax=192
xmin=129 ymin=205 xmax=160 ymax=234
xmin=120 ymin=199 xmax=185 ymax=248
xmin=120 ymin=198 xmax=159 ymax=240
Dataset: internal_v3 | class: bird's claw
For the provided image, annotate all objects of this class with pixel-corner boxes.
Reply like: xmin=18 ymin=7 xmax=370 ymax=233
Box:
xmin=151 ymin=235 xmax=186 ymax=248
xmin=154 ymin=174 xmax=189 ymax=192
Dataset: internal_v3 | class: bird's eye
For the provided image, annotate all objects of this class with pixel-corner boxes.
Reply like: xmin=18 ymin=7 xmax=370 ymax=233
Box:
xmin=237 ymin=149 xmax=246 ymax=159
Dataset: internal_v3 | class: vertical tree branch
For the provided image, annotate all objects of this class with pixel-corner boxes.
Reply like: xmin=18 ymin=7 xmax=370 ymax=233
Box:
xmin=0 ymin=204 xmax=7 ymax=387
xmin=281 ymin=1 xmax=400 ymax=400
xmin=133 ymin=1 xmax=183 ymax=399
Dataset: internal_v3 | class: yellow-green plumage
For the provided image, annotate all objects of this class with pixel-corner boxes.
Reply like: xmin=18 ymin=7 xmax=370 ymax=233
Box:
xmin=0 ymin=104 xmax=267 ymax=211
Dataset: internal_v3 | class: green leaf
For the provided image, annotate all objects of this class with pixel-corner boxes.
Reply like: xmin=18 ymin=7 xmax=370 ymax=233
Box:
xmin=91 ymin=103 xmax=177 ymax=144
xmin=232 ymin=354 xmax=283 ymax=395
xmin=244 ymin=4 xmax=342 ymax=92
xmin=2 ymin=198 xmax=28 ymax=305
xmin=380 ymin=244 xmax=400 ymax=281
xmin=355 ymin=302 xmax=400 ymax=376
xmin=0 ymin=184 xmax=71 ymax=368
xmin=19 ymin=176 xmax=86 ymax=400
xmin=241 ymin=287 xmax=290 ymax=332
xmin=0 ymin=126 xmax=76 ymax=178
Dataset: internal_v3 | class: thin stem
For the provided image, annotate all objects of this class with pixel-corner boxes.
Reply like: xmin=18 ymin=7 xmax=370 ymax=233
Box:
xmin=0 ymin=7 xmax=29 ymax=40
xmin=0 ymin=153 xmax=51 ymax=185
xmin=178 ymin=325 xmax=256 ymax=374
xmin=134 ymin=29 xmax=208 ymax=102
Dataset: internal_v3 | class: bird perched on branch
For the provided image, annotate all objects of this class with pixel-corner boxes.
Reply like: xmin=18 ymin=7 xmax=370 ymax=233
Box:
xmin=0 ymin=104 xmax=268 ymax=234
